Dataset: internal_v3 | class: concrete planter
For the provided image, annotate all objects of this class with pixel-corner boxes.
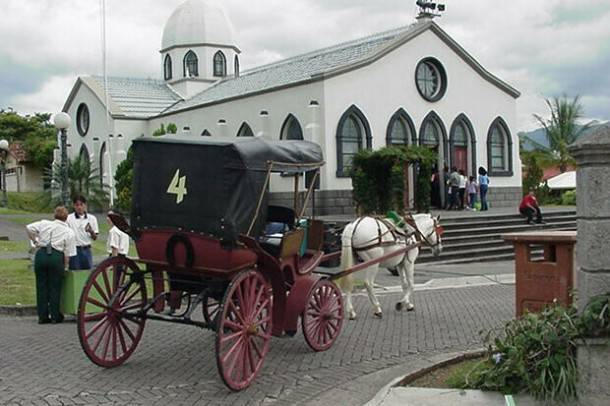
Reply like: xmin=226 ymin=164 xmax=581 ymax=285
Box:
xmin=577 ymin=337 xmax=610 ymax=406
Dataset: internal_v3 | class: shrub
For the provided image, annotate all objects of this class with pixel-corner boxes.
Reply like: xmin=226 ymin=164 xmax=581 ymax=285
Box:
xmin=114 ymin=146 xmax=134 ymax=213
xmin=561 ymin=190 xmax=576 ymax=206
xmin=578 ymin=293 xmax=610 ymax=338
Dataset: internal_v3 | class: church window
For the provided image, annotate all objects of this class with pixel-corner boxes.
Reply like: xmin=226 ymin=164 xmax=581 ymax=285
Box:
xmin=386 ymin=109 xmax=415 ymax=146
xmin=76 ymin=103 xmax=90 ymax=137
xmin=487 ymin=117 xmax=513 ymax=176
xmin=234 ymin=55 xmax=240 ymax=77
xmin=164 ymin=54 xmax=172 ymax=80
xmin=214 ymin=51 xmax=227 ymax=77
xmin=237 ymin=122 xmax=254 ymax=137
xmin=415 ymin=58 xmax=447 ymax=102
xmin=336 ymin=106 xmax=371 ymax=177
xmin=281 ymin=114 xmax=303 ymax=140
xmin=183 ymin=51 xmax=198 ymax=77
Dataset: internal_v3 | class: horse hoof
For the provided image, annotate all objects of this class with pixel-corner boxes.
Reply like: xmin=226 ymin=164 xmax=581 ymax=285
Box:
xmin=374 ymin=312 xmax=383 ymax=319
xmin=349 ymin=313 xmax=357 ymax=320
xmin=406 ymin=305 xmax=415 ymax=312
xmin=395 ymin=302 xmax=403 ymax=311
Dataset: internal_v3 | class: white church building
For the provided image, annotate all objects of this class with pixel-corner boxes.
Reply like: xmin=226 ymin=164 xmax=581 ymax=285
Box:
xmin=62 ymin=0 xmax=522 ymax=214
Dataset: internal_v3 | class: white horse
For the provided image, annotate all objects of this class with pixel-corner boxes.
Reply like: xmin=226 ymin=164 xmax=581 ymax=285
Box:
xmin=338 ymin=213 xmax=443 ymax=320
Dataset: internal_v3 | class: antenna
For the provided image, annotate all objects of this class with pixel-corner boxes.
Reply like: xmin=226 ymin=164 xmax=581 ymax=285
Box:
xmin=415 ymin=0 xmax=446 ymax=21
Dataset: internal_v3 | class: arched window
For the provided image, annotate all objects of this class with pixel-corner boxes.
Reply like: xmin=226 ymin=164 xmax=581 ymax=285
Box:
xmin=487 ymin=117 xmax=513 ymax=176
xmin=213 ymin=51 xmax=227 ymax=77
xmin=79 ymin=144 xmax=90 ymax=167
xmin=234 ymin=55 xmax=240 ymax=77
xmin=419 ymin=111 xmax=448 ymax=166
xmin=386 ymin=109 xmax=416 ymax=146
xmin=201 ymin=129 xmax=211 ymax=136
xmin=164 ymin=54 xmax=172 ymax=80
xmin=237 ymin=122 xmax=254 ymax=137
xmin=336 ymin=105 xmax=372 ymax=177
xmin=449 ymin=114 xmax=476 ymax=175
xmin=280 ymin=114 xmax=303 ymax=140
xmin=183 ymin=51 xmax=198 ymax=77
xmin=99 ymin=142 xmax=107 ymax=187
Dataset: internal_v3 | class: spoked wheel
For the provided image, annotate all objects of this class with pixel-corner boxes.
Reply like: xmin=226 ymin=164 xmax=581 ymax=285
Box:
xmin=302 ymin=279 xmax=344 ymax=352
xmin=77 ymin=256 xmax=147 ymax=368
xmin=215 ymin=270 xmax=273 ymax=391
xmin=202 ymin=292 xmax=221 ymax=329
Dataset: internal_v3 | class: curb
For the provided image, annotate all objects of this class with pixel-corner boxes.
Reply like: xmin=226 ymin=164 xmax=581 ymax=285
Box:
xmin=0 ymin=305 xmax=37 ymax=316
xmin=364 ymin=349 xmax=486 ymax=406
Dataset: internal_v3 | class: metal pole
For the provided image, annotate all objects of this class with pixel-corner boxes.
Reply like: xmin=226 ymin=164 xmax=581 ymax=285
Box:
xmin=60 ymin=128 xmax=70 ymax=206
xmin=0 ymin=150 xmax=7 ymax=207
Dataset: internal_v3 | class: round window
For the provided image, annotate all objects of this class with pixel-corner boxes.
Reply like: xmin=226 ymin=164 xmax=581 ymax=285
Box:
xmin=415 ymin=58 xmax=447 ymax=102
xmin=76 ymin=103 xmax=90 ymax=136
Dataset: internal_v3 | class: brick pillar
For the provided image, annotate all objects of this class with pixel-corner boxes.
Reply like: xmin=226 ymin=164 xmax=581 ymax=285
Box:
xmin=569 ymin=124 xmax=610 ymax=404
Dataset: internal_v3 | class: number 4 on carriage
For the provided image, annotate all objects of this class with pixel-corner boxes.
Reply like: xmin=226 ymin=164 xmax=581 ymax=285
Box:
xmin=167 ymin=169 xmax=187 ymax=204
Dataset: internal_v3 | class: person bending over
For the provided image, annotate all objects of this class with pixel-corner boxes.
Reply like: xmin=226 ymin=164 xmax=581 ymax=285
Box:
xmin=519 ymin=189 xmax=544 ymax=225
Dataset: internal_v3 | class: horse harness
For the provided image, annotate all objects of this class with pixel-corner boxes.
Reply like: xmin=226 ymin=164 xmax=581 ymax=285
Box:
xmin=351 ymin=216 xmax=414 ymax=252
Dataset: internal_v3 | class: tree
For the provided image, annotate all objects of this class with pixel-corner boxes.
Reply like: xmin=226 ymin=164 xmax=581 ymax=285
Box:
xmin=46 ymin=155 xmax=109 ymax=209
xmin=531 ymin=96 xmax=595 ymax=173
xmin=0 ymin=109 xmax=56 ymax=169
xmin=114 ymin=146 xmax=134 ymax=212
xmin=152 ymin=123 xmax=178 ymax=137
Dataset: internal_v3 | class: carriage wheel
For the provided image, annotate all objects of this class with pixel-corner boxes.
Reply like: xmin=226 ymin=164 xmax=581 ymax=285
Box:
xmin=202 ymin=292 xmax=221 ymax=329
xmin=77 ymin=256 xmax=147 ymax=368
xmin=302 ymin=279 xmax=344 ymax=352
xmin=215 ymin=270 xmax=272 ymax=391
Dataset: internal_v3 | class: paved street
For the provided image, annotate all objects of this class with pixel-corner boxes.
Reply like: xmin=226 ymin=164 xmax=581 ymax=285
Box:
xmin=0 ymin=283 xmax=514 ymax=405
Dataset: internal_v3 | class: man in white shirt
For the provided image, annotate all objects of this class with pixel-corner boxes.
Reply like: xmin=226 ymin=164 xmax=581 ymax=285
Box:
xmin=67 ymin=195 xmax=99 ymax=270
xmin=26 ymin=206 xmax=77 ymax=324
xmin=106 ymin=210 xmax=130 ymax=257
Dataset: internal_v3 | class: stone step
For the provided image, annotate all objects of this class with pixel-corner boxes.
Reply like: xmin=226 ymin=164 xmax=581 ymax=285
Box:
xmin=437 ymin=210 xmax=576 ymax=225
xmin=440 ymin=214 xmax=577 ymax=230
xmin=441 ymin=221 xmax=577 ymax=238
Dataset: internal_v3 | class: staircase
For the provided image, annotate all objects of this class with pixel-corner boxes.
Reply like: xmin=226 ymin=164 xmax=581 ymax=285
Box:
xmin=417 ymin=210 xmax=577 ymax=264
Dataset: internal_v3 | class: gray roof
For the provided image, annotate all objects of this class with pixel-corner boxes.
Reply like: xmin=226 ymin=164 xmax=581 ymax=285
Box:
xmin=162 ymin=25 xmax=415 ymax=114
xmin=89 ymin=77 xmax=182 ymax=118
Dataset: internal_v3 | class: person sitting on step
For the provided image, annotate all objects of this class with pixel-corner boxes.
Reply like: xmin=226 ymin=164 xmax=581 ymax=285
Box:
xmin=519 ymin=189 xmax=545 ymax=225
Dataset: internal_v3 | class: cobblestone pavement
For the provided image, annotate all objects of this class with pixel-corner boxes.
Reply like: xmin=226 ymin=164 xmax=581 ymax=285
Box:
xmin=0 ymin=284 xmax=514 ymax=405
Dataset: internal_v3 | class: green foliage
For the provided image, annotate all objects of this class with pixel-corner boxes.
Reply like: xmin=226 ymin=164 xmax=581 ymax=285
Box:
xmin=470 ymin=303 xmax=580 ymax=402
xmin=114 ymin=146 xmax=134 ymax=213
xmin=521 ymin=151 xmax=544 ymax=194
xmin=531 ymin=95 xmax=595 ymax=172
xmin=45 ymin=154 xmax=109 ymax=210
xmin=0 ymin=109 xmax=56 ymax=169
xmin=560 ymin=190 xmax=576 ymax=206
xmin=578 ymin=293 xmax=610 ymax=338
xmin=152 ymin=123 xmax=178 ymax=137
xmin=6 ymin=192 xmax=54 ymax=212
xmin=351 ymin=146 xmax=435 ymax=214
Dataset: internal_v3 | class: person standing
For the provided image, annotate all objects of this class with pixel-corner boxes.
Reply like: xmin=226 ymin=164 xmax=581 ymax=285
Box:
xmin=67 ymin=195 xmax=98 ymax=270
xmin=466 ymin=176 xmax=478 ymax=210
xmin=446 ymin=167 xmax=461 ymax=210
xmin=26 ymin=206 xmax=77 ymax=324
xmin=106 ymin=210 xmax=130 ymax=257
xmin=478 ymin=167 xmax=490 ymax=211
xmin=519 ymin=189 xmax=545 ymax=224
xmin=458 ymin=169 xmax=467 ymax=210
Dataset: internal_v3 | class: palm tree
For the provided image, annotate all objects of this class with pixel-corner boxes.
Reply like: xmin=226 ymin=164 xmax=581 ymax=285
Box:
xmin=45 ymin=155 xmax=109 ymax=209
xmin=531 ymin=95 xmax=595 ymax=172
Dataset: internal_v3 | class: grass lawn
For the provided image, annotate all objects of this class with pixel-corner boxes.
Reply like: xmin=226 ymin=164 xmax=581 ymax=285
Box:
xmin=406 ymin=356 xmax=487 ymax=389
xmin=0 ymin=259 xmax=35 ymax=305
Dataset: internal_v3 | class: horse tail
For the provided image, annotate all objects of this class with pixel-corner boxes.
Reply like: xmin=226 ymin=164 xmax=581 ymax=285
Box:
xmin=337 ymin=221 xmax=357 ymax=293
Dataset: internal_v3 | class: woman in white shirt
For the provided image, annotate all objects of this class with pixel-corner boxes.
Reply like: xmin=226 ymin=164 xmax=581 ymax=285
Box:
xmin=26 ymin=206 xmax=77 ymax=324
xmin=106 ymin=210 xmax=130 ymax=257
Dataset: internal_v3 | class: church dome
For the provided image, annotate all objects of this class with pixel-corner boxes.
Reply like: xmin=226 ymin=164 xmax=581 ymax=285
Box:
xmin=161 ymin=0 xmax=236 ymax=51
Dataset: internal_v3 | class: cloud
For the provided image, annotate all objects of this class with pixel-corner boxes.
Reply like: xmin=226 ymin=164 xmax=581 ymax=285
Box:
xmin=1 ymin=0 xmax=609 ymax=131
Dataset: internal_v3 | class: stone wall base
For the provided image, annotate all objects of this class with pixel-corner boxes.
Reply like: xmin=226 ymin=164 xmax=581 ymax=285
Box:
xmin=269 ymin=186 xmax=523 ymax=215
xmin=577 ymin=338 xmax=610 ymax=405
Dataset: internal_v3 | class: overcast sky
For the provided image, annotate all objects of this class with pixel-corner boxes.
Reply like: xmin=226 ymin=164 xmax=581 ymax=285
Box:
xmin=2 ymin=0 xmax=609 ymax=131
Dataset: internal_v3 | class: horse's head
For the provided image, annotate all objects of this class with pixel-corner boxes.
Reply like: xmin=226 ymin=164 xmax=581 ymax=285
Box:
xmin=430 ymin=215 xmax=443 ymax=257
xmin=414 ymin=213 xmax=443 ymax=257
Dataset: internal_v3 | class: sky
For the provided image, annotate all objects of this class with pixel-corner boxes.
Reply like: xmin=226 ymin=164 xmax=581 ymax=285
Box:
xmin=1 ymin=0 xmax=609 ymax=131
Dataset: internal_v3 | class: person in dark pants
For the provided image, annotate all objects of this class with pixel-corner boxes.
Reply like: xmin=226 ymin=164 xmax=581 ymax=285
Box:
xmin=478 ymin=167 xmax=490 ymax=211
xmin=26 ymin=206 xmax=77 ymax=324
xmin=67 ymin=195 xmax=98 ymax=270
xmin=519 ymin=189 xmax=545 ymax=224
xmin=446 ymin=167 xmax=461 ymax=210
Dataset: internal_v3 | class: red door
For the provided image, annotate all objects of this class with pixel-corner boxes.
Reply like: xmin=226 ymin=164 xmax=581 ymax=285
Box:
xmin=454 ymin=147 xmax=467 ymax=173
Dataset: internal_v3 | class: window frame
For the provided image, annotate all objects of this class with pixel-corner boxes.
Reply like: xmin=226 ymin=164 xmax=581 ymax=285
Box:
xmin=415 ymin=57 xmax=448 ymax=102
xmin=183 ymin=50 xmax=199 ymax=77
xmin=213 ymin=51 xmax=227 ymax=77
xmin=486 ymin=117 xmax=513 ymax=177
xmin=449 ymin=113 xmax=477 ymax=175
xmin=164 ymin=54 xmax=172 ymax=80
xmin=76 ymin=103 xmax=90 ymax=137
xmin=236 ymin=122 xmax=254 ymax=137
xmin=418 ymin=111 xmax=448 ymax=166
xmin=386 ymin=108 xmax=416 ymax=146
xmin=280 ymin=114 xmax=304 ymax=140
xmin=336 ymin=105 xmax=372 ymax=178
xmin=234 ymin=55 xmax=240 ymax=77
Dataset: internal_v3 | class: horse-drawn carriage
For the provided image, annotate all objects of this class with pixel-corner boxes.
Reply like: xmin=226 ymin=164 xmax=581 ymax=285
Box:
xmin=76 ymin=136 xmax=344 ymax=390
xmin=76 ymin=135 xmax=441 ymax=390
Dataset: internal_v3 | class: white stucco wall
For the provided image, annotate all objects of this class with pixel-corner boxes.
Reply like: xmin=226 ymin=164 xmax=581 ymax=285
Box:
xmin=322 ymin=29 xmax=521 ymax=190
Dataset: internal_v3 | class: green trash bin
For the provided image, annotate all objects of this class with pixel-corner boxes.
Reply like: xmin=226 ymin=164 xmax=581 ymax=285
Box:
xmin=60 ymin=269 xmax=109 ymax=315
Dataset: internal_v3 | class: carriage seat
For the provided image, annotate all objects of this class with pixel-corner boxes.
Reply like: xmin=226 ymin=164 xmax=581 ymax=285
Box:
xmin=259 ymin=205 xmax=298 ymax=257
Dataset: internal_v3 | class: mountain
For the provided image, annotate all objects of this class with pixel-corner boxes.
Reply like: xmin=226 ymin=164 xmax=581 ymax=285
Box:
xmin=518 ymin=122 xmax=607 ymax=152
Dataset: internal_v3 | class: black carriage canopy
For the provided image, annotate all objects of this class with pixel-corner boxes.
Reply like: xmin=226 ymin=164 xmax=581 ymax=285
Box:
xmin=131 ymin=135 xmax=324 ymax=241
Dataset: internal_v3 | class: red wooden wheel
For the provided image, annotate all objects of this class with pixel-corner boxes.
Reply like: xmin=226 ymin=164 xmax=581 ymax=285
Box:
xmin=302 ymin=279 xmax=344 ymax=352
xmin=202 ymin=293 xmax=221 ymax=329
xmin=77 ymin=256 xmax=147 ymax=368
xmin=215 ymin=269 xmax=272 ymax=391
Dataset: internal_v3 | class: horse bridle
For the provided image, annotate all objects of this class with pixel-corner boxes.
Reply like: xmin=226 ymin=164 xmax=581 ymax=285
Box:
xmin=404 ymin=215 xmax=443 ymax=249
